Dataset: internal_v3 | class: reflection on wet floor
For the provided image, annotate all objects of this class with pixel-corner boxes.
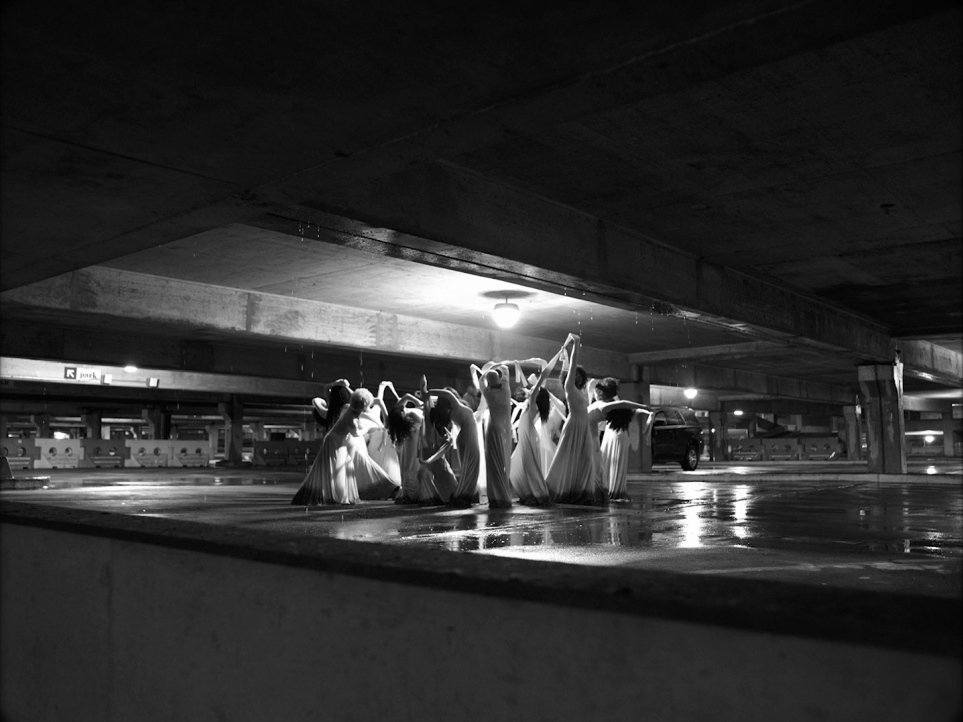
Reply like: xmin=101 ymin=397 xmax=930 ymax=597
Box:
xmin=4 ymin=465 xmax=961 ymax=596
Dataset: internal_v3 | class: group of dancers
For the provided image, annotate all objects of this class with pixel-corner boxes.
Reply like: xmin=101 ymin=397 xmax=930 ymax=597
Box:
xmin=291 ymin=333 xmax=654 ymax=508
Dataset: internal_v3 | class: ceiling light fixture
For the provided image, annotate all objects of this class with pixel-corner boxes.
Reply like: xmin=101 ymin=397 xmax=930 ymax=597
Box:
xmin=684 ymin=387 xmax=698 ymax=399
xmin=492 ymin=298 xmax=521 ymax=328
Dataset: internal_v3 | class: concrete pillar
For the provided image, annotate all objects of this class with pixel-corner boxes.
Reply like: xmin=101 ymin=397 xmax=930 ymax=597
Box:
xmin=250 ymin=422 xmax=267 ymax=442
xmin=141 ymin=407 xmax=169 ymax=440
xmin=857 ymin=362 xmax=907 ymax=474
xmin=709 ymin=411 xmax=726 ymax=462
xmin=82 ymin=411 xmax=102 ymax=440
xmin=30 ymin=413 xmax=50 ymax=439
xmin=219 ymin=396 xmax=245 ymax=466
xmin=626 ymin=365 xmax=652 ymax=473
xmin=942 ymin=413 xmax=955 ymax=457
xmin=842 ymin=406 xmax=860 ymax=461
xmin=206 ymin=424 xmax=220 ymax=454
xmin=0 ymin=414 xmax=7 ymax=440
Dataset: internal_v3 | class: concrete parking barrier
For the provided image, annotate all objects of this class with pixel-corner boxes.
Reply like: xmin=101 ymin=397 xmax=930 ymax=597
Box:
xmin=125 ymin=440 xmax=174 ymax=467
xmin=1 ymin=438 xmax=38 ymax=471
xmin=172 ymin=442 xmax=212 ymax=468
xmin=34 ymin=439 xmax=83 ymax=469
xmin=80 ymin=439 xmax=130 ymax=468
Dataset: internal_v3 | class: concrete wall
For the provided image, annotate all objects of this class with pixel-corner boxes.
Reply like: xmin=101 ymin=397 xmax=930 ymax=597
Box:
xmin=2 ymin=522 xmax=960 ymax=722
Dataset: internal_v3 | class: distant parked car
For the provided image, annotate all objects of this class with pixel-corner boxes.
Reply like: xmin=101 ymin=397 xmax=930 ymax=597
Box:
xmin=651 ymin=407 xmax=705 ymax=470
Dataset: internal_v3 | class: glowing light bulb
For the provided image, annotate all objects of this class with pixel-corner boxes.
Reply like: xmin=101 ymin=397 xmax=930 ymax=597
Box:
xmin=684 ymin=388 xmax=698 ymax=399
xmin=492 ymin=301 xmax=521 ymax=328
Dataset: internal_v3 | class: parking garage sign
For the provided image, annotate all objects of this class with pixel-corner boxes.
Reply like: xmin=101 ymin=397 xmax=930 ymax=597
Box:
xmin=63 ymin=366 xmax=111 ymax=384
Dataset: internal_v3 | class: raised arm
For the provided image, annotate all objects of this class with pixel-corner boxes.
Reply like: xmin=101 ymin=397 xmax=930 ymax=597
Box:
xmin=468 ymin=364 xmax=484 ymax=393
xmin=429 ymin=387 xmax=472 ymax=411
xmin=529 ymin=349 xmax=564 ymax=398
xmin=369 ymin=397 xmax=389 ymax=421
xmin=595 ymin=399 xmax=652 ymax=414
xmin=493 ymin=357 xmax=548 ymax=369
xmin=563 ymin=334 xmax=581 ymax=397
xmin=419 ymin=426 xmax=453 ymax=464
xmin=398 ymin=393 xmax=424 ymax=408
xmin=377 ymin=380 xmax=397 ymax=402
xmin=419 ymin=374 xmax=439 ymax=447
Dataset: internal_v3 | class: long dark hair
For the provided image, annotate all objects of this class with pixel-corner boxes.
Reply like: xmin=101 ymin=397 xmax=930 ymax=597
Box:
xmin=606 ymin=408 xmax=635 ymax=432
xmin=387 ymin=405 xmax=416 ymax=444
xmin=535 ymin=388 xmax=550 ymax=422
xmin=429 ymin=396 xmax=453 ymax=433
xmin=326 ymin=385 xmax=352 ymax=430
xmin=596 ymin=377 xmax=632 ymax=431
xmin=563 ymin=365 xmax=587 ymax=390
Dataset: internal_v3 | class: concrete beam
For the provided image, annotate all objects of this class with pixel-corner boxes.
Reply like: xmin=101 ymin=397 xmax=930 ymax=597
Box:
xmin=1 ymin=357 xmax=322 ymax=400
xmin=897 ymin=340 xmax=963 ymax=388
xmin=255 ymin=160 xmax=896 ymax=363
xmin=0 ymin=268 xmax=632 ymax=379
xmin=713 ymin=400 xmax=852 ymax=417
xmin=629 ymin=342 xmax=789 ymax=365
xmin=643 ymin=363 xmax=853 ymax=406
xmin=903 ymin=396 xmax=961 ymax=413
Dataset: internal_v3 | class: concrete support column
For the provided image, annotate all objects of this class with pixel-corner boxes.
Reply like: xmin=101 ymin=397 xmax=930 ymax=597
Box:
xmin=858 ymin=362 xmax=907 ymax=474
xmin=250 ymin=422 xmax=267 ymax=442
xmin=82 ymin=411 xmax=102 ymax=440
xmin=206 ymin=424 xmax=220 ymax=455
xmin=627 ymin=365 xmax=652 ymax=473
xmin=219 ymin=396 xmax=245 ymax=466
xmin=0 ymin=414 xmax=7 ymax=440
xmin=942 ymin=413 xmax=955 ymax=457
xmin=31 ymin=414 xmax=50 ymax=439
xmin=842 ymin=406 xmax=861 ymax=461
xmin=709 ymin=412 xmax=726 ymax=462
xmin=141 ymin=407 xmax=169 ymax=440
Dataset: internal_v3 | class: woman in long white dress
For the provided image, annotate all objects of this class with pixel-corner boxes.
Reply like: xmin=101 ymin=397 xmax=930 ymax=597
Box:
xmin=291 ymin=388 xmax=398 ymax=505
xmin=418 ymin=375 xmax=458 ymax=503
xmin=359 ymin=384 xmax=402 ymax=489
xmin=545 ymin=334 xmax=602 ymax=505
xmin=428 ymin=386 xmax=481 ymax=507
xmin=534 ymin=386 xmax=566 ymax=476
xmin=482 ymin=364 xmax=514 ymax=508
xmin=372 ymin=381 xmax=426 ymax=504
xmin=591 ymin=377 xmax=654 ymax=502
xmin=510 ymin=351 xmax=563 ymax=506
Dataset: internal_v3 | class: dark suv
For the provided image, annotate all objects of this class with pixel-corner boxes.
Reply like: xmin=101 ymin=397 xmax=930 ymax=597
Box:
xmin=651 ymin=406 xmax=705 ymax=470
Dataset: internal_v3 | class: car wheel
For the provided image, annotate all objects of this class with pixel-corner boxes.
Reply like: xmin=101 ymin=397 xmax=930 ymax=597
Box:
xmin=681 ymin=445 xmax=699 ymax=471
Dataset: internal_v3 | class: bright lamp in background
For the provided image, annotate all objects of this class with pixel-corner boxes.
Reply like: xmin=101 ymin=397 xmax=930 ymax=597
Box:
xmin=684 ymin=388 xmax=698 ymax=399
xmin=492 ymin=300 xmax=521 ymax=328
xmin=733 ymin=409 xmax=744 ymax=416
xmin=124 ymin=365 xmax=138 ymax=373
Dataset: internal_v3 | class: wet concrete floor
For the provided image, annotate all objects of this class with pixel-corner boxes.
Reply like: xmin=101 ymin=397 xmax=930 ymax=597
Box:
xmin=3 ymin=460 xmax=961 ymax=599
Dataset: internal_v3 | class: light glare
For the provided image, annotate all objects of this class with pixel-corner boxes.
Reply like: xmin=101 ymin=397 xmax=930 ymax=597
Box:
xmin=492 ymin=302 xmax=521 ymax=328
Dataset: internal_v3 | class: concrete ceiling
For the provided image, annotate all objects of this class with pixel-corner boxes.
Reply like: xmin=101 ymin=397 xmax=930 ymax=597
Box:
xmin=1 ymin=0 xmax=960 ymax=410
